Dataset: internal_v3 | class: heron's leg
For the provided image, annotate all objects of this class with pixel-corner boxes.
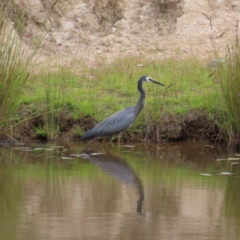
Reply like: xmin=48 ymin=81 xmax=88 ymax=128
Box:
xmin=102 ymin=136 xmax=112 ymax=146
xmin=117 ymin=132 xmax=123 ymax=146
xmin=102 ymin=139 xmax=106 ymax=146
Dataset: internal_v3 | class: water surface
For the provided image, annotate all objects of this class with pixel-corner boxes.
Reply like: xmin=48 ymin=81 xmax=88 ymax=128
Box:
xmin=0 ymin=140 xmax=240 ymax=240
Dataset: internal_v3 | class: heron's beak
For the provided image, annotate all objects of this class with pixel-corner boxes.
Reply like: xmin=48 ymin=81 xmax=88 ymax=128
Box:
xmin=150 ymin=79 xmax=164 ymax=86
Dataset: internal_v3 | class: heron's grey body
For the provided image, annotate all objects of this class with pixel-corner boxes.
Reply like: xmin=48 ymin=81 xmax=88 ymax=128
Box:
xmin=82 ymin=76 xmax=163 ymax=143
xmin=82 ymin=105 xmax=141 ymax=141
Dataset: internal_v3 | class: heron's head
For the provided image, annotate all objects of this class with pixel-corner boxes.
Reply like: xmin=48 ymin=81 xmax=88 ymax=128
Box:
xmin=141 ymin=76 xmax=164 ymax=86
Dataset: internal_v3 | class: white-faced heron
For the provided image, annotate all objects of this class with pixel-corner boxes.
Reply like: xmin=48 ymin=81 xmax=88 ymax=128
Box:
xmin=82 ymin=76 xmax=164 ymax=145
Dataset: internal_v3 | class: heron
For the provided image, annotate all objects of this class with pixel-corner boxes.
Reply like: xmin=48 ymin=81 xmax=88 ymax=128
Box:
xmin=82 ymin=76 xmax=164 ymax=145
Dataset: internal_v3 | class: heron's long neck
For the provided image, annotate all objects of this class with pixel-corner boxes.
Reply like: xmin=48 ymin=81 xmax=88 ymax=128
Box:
xmin=137 ymin=79 xmax=145 ymax=104
xmin=134 ymin=80 xmax=145 ymax=117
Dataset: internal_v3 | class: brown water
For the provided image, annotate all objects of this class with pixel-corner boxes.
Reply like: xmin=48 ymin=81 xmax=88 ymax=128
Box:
xmin=0 ymin=140 xmax=240 ymax=240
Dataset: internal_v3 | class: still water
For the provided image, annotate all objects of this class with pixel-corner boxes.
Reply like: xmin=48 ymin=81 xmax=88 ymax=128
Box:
xmin=0 ymin=140 xmax=240 ymax=240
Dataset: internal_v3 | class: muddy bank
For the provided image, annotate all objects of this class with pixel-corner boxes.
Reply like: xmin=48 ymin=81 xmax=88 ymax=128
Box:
xmin=12 ymin=107 xmax=219 ymax=143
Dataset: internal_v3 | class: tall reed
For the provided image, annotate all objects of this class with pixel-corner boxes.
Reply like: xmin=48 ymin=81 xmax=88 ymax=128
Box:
xmin=46 ymin=71 xmax=67 ymax=140
xmin=216 ymin=45 xmax=240 ymax=147
xmin=33 ymin=69 xmax=69 ymax=140
xmin=0 ymin=22 xmax=37 ymax=138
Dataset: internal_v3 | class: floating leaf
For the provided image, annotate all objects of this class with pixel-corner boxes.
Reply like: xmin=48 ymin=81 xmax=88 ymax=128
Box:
xmin=34 ymin=147 xmax=44 ymax=151
xmin=120 ymin=145 xmax=135 ymax=148
xmin=61 ymin=157 xmax=73 ymax=160
xmin=200 ymin=173 xmax=212 ymax=176
xmin=90 ymin=153 xmax=104 ymax=156
xmin=203 ymin=145 xmax=214 ymax=148
xmin=69 ymin=154 xmax=82 ymax=157
xmin=217 ymin=172 xmax=234 ymax=175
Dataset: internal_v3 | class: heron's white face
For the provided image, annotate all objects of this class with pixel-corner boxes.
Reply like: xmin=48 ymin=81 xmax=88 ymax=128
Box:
xmin=146 ymin=76 xmax=153 ymax=82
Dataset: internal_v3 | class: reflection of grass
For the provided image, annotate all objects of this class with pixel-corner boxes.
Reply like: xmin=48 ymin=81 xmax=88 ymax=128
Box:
xmin=1 ymin=146 xmax=240 ymax=238
xmin=0 ymin=162 xmax=21 ymax=240
xmin=18 ymin=162 xmax=96 ymax=180
xmin=3 ymin=146 xmax=228 ymax=188
xmin=224 ymin=167 xmax=240 ymax=237
xmin=131 ymin=163 xmax=225 ymax=187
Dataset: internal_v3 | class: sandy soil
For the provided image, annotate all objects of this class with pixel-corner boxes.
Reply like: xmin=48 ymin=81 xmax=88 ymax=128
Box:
xmin=10 ymin=0 xmax=240 ymax=67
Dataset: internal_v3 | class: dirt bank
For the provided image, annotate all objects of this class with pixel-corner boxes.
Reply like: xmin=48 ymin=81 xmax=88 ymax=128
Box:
xmin=13 ymin=105 xmax=218 ymax=143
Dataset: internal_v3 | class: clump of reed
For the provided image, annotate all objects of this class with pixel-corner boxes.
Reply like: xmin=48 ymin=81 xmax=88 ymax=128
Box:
xmin=0 ymin=22 xmax=37 ymax=139
xmin=34 ymin=69 xmax=70 ymax=140
xmin=215 ymin=43 xmax=240 ymax=148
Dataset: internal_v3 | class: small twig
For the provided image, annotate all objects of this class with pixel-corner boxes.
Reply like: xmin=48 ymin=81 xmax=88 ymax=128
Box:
xmin=156 ymin=126 xmax=159 ymax=143
xmin=208 ymin=70 xmax=216 ymax=78
xmin=236 ymin=20 xmax=238 ymax=47
xmin=0 ymin=133 xmax=18 ymax=143
xmin=51 ymin=0 xmax=58 ymax=13
xmin=200 ymin=12 xmax=212 ymax=30
xmin=165 ymin=81 xmax=177 ymax=90
xmin=218 ymin=26 xmax=231 ymax=38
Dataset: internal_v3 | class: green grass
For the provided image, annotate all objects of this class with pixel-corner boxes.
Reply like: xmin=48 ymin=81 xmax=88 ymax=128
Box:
xmin=88 ymin=57 xmax=218 ymax=119
xmin=17 ymin=56 xmax=220 ymax=139
xmin=0 ymin=1 xmax=50 ymax=140
xmin=0 ymin=24 xmax=38 ymax=138
xmin=214 ymin=45 xmax=240 ymax=147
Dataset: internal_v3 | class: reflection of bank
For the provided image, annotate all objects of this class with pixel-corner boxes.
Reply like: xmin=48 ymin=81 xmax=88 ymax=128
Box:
xmin=83 ymin=150 xmax=144 ymax=213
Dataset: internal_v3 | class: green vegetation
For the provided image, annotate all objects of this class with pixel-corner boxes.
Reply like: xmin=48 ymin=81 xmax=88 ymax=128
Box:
xmin=215 ymin=45 xmax=240 ymax=147
xmin=0 ymin=1 xmax=62 ymax=141
xmin=18 ymin=56 xmax=218 ymax=139
xmin=1 ymin=1 xmax=240 ymax=146
xmin=34 ymin=70 xmax=69 ymax=140
xmin=0 ymin=23 xmax=37 ymax=138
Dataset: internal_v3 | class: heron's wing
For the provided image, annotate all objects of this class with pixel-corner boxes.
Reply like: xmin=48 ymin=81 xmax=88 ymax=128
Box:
xmin=82 ymin=107 xmax=135 ymax=140
xmin=97 ymin=108 xmax=135 ymax=135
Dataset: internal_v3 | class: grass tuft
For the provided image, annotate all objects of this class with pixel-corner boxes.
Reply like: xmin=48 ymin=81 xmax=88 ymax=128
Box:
xmin=0 ymin=23 xmax=37 ymax=138
xmin=215 ymin=44 xmax=240 ymax=147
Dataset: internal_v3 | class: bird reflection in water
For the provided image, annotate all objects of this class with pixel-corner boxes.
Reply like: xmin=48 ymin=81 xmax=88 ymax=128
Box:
xmin=83 ymin=150 xmax=144 ymax=213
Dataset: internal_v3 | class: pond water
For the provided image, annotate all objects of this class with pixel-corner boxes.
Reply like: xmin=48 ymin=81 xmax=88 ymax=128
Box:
xmin=0 ymin=140 xmax=240 ymax=240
